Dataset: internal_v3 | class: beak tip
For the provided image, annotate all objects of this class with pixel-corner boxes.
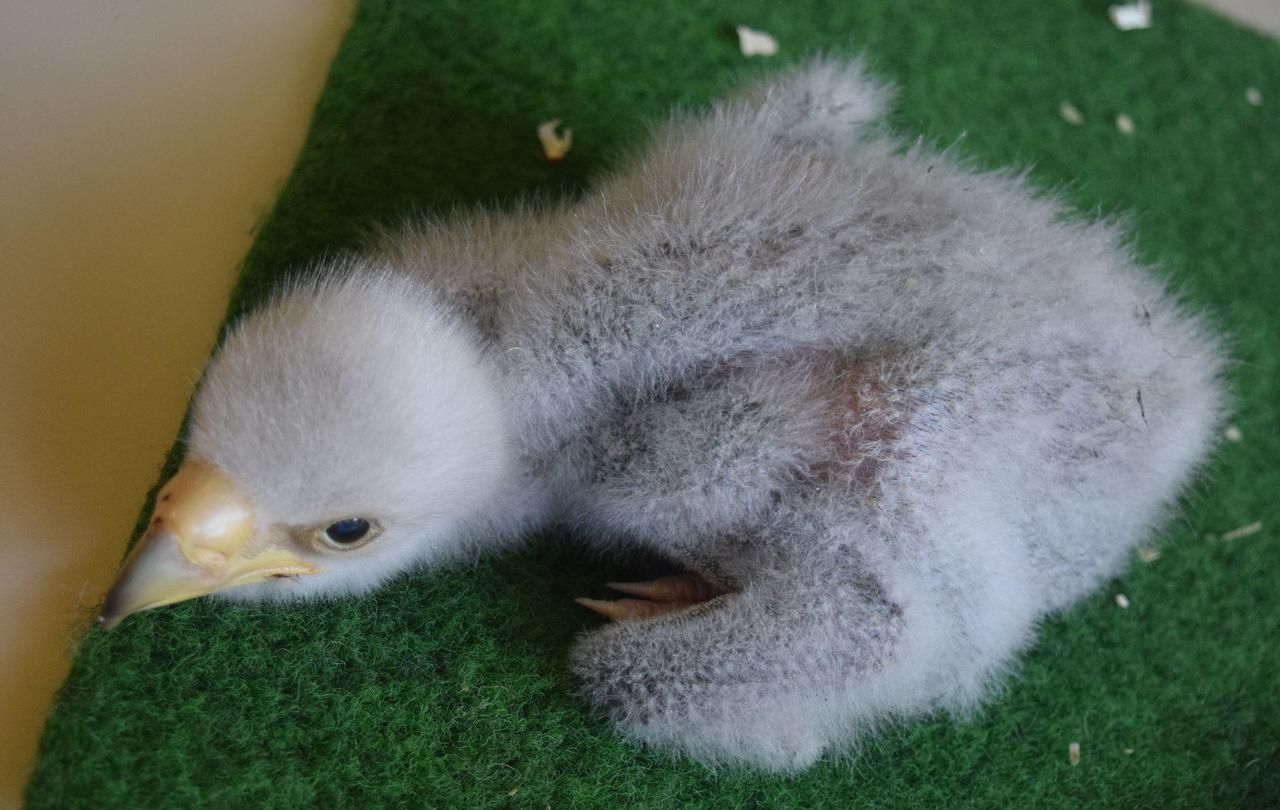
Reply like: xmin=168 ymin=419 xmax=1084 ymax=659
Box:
xmin=96 ymin=610 xmax=120 ymax=631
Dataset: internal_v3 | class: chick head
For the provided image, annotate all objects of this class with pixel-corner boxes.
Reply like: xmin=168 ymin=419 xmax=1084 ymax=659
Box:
xmin=99 ymin=267 xmax=512 ymax=628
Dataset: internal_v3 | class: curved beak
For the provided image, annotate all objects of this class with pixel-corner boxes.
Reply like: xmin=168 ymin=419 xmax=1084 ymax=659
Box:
xmin=98 ymin=458 xmax=319 ymax=630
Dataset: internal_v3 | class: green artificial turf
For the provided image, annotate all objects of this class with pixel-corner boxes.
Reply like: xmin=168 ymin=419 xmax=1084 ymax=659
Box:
xmin=27 ymin=1 xmax=1280 ymax=806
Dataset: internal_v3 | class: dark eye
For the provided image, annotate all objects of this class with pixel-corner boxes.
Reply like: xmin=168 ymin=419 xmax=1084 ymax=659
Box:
xmin=324 ymin=518 xmax=371 ymax=545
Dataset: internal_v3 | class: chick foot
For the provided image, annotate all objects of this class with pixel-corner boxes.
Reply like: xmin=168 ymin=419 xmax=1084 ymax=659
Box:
xmin=574 ymin=573 xmax=725 ymax=621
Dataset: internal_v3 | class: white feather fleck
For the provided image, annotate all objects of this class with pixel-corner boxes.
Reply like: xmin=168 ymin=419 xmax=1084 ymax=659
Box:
xmin=537 ymin=119 xmax=573 ymax=161
xmin=1218 ymin=521 xmax=1263 ymax=542
xmin=736 ymin=25 xmax=778 ymax=57
xmin=1109 ymin=0 xmax=1152 ymax=31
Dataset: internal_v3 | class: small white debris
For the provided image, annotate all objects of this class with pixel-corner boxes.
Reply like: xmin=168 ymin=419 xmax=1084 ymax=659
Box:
xmin=508 ymin=788 xmax=519 ymax=797
xmin=1069 ymin=741 xmax=1081 ymax=766
xmin=736 ymin=25 xmax=779 ymax=57
xmin=1246 ymin=87 xmax=1263 ymax=107
xmin=1137 ymin=547 xmax=1161 ymax=563
xmin=1124 ymin=747 xmax=1135 ymax=755
xmin=1219 ymin=520 xmax=1263 ymax=542
xmin=1109 ymin=0 xmax=1153 ymax=31
xmin=536 ymin=120 xmax=573 ymax=162
xmin=1115 ymin=593 xmax=1131 ymax=609
xmin=1224 ymin=424 xmax=1242 ymax=442
xmin=1115 ymin=114 xmax=1136 ymax=135
xmin=1059 ymin=101 xmax=1084 ymax=126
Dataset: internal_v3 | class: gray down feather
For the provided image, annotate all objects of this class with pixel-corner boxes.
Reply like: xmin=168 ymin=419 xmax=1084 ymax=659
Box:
xmin=187 ymin=58 xmax=1227 ymax=770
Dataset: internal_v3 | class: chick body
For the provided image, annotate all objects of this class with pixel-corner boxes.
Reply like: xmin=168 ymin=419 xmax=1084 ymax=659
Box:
xmin=185 ymin=60 xmax=1224 ymax=770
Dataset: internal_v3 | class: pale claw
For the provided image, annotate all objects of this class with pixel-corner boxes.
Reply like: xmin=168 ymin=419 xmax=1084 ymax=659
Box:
xmin=576 ymin=573 xmax=727 ymax=622
xmin=605 ymin=573 xmax=724 ymax=603
xmin=574 ymin=597 xmax=697 ymax=621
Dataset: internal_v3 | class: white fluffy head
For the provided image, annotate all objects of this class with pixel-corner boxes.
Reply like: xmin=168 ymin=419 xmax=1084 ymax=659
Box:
xmin=187 ymin=265 xmax=513 ymax=601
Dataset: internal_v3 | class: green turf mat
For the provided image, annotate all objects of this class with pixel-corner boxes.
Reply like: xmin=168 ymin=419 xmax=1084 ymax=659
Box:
xmin=27 ymin=1 xmax=1279 ymax=806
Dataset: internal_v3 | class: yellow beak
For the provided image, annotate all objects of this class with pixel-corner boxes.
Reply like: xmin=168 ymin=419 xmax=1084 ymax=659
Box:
xmin=98 ymin=458 xmax=319 ymax=630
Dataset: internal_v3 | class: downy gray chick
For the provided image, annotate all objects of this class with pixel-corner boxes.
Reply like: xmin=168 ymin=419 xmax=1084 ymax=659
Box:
xmin=99 ymin=59 xmax=1226 ymax=771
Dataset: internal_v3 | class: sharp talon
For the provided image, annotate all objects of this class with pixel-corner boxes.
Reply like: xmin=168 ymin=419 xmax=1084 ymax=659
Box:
xmin=574 ymin=596 xmax=697 ymax=621
xmin=605 ymin=573 xmax=724 ymax=603
xmin=574 ymin=597 xmax=619 ymax=620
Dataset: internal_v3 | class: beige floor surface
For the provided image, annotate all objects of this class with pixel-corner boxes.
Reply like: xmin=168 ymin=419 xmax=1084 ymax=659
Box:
xmin=0 ymin=2 xmax=1273 ymax=808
